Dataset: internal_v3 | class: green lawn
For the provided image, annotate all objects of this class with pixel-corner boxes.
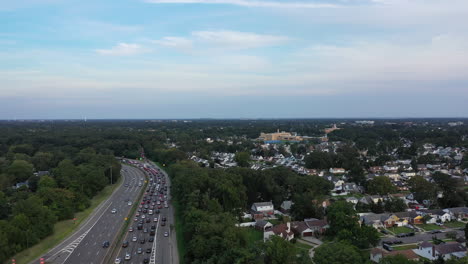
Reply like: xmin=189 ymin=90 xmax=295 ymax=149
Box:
xmin=295 ymin=241 xmax=313 ymax=250
xmin=269 ymin=219 xmax=281 ymax=225
xmin=244 ymin=228 xmax=264 ymax=246
xmin=9 ymin=175 xmax=123 ymax=264
xmin=418 ymin=224 xmax=443 ymax=231
xmin=393 ymin=244 xmax=418 ymax=251
xmin=387 ymin=226 xmax=413 ymax=234
xmin=443 ymin=221 xmax=465 ymax=228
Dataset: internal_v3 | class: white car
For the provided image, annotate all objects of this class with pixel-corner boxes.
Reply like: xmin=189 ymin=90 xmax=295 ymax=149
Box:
xmin=132 ymin=236 xmax=137 ymax=242
xmin=115 ymin=257 xmax=121 ymax=264
xmin=127 ymin=201 xmax=132 ymax=206
xmin=164 ymin=232 xmax=169 ymax=237
xmin=111 ymin=208 xmax=117 ymax=214
xmin=141 ymin=214 xmax=145 ymax=219
xmin=125 ymin=253 xmax=131 ymax=260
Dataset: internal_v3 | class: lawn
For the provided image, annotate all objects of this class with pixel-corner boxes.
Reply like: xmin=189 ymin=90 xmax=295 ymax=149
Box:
xmin=387 ymin=226 xmax=413 ymax=234
xmin=244 ymin=228 xmax=264 ymax=246
xmin=269 ymin=219 xmax=281 ymax=225
xmin=418 ymin=224 xmax=443 ymax=231
xmin=9 ymin=175 xmax=123 ymax=264
xmin=443 ymin=221 xmax=465 ymax=228
xmin=393 ymin=244 xmax=418 ymax=251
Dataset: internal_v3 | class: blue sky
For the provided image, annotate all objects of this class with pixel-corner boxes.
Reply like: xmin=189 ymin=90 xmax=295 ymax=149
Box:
xmin=1 ymin=0 xmax=468 ymax=119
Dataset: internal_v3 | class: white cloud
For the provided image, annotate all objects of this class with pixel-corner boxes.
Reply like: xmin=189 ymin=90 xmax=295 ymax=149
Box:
xmin=144 ymin=0 xmax=340 ymax=9
xmin=152 ymin=30 xmax=289 ymax=51
xmin=95 ymin=43 xmax=148 ymax=56
xmin=151 ymin=37 xmax=193 ymax=51
xmin=192 ymin=30 xmax=289 ymax=48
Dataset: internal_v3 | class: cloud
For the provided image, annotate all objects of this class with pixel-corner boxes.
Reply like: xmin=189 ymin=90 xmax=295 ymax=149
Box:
xmin=152 ymin=30 xmax=289 ymax=51
xmin=95 ymin=43 xmax=148 ymax=56
xmin=151 ymin=37 xmax=193 ymax=51
xmin=192 ymin=30 xmax=289 ymax=48
xmin=144 ymin=0 xmax=340 ymax=9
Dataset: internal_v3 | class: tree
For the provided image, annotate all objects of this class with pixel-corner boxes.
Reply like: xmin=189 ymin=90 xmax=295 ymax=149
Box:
xmin=407 ymin=176 xmax=437 ymax=203
xmin=313 ymin=242 xmax=363 ymax=264
xmin=263 ymin=236 xmax=296 ymax=264
xmin=7 ymin=160 xmax=34 ymax=183
xmin=366 ymin=176 xmax=397 ymax=195
xmin=305 ymin=151 xmax=333 ymax=169
xmin=235 ymin=152 xmax=251 ymax=167
xmin=326 ymin=201 xmax=359 ymax=236
xmin=384 ymin=198 xmax=407 ymax=213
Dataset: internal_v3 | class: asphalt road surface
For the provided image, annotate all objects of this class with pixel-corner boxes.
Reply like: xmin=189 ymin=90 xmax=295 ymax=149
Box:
xmin=111 ymin=160 xmax=178 ymax=264
xmin=380 ymin=228 xmax=465 ymax=245
xmin=30 ymin=164 xmax=146 ymax=264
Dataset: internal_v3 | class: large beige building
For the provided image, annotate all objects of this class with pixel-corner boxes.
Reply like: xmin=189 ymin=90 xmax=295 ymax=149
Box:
xmin=259 ymin=130 xmax=303 ymax=141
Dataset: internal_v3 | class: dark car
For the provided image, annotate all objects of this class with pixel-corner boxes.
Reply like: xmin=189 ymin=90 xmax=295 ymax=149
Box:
xmin=149 ymin=237 xmax=154 ymax=242
xmin=140 ymin=238 xmax=145 ymax=244
xmin=143 ymin=258 xmax=149 ymax=264
xmin=122 ymin=241 xmax=129 ymax=248
xmin=146 ymin=248 xmax=152 ymax=253
xmin=103 ymin=241 xmax=110 ymax=248
xmin=382 ymin=243 xmax=393 ymax=251
xmin=146 ymin=218 xmax=151 ymax=223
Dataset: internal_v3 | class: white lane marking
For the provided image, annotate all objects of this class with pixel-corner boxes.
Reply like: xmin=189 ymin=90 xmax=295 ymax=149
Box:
xmin=48 ymin=201 xmax=113 ymax=264
xmin=149 ymin=213 xmax=160 ymax=264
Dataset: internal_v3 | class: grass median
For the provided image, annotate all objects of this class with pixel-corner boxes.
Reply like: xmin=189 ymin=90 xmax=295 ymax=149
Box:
xmin=9 ymin=174 xmax=123 ymax=264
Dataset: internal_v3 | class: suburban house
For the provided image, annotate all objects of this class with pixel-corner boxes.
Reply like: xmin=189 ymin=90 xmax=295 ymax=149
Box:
xmin=346 ymin=197 xmax=359 ymax=205
xmin=251 ymin=202 xmax=274 ymax=220
xmin=304 ymin=218 xmax=329 ymax=235
xmin=421 ymin=209 xmax=452 ymax=223
xmin=280 ymin=200 xmax=294 ymax=214
xmin=370 ymin=248 xmax=419 ymax=263
xmin=413 ymin=241 xmax=466 ymax=260
xmin=329 ymin=168 xmax=346 ymax=174
xmin=446 ymin=207 xmax=468 ymax=221
xmin=360 ymin=213 xmax=400 ymax=228
xmin=255 ymin=220 xmax=273 ymax=231
xmin=264 ymin=222 xmax=294 ymax=242
xmin=291 ymin=221 xmax=314 ymax=237
xmin=394 ymin=211 xmax=421 ymax=225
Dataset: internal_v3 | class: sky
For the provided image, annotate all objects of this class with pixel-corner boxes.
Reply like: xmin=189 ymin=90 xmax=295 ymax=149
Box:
xmin=1 ymin=0 xmax=468 ymax=119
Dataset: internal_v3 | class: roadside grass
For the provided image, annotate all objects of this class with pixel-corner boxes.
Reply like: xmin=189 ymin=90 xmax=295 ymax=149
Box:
xmin=418 ymin=224 xmax=442 ymax=231
xmin=393 ymin=244 xmax=418 ymax=251
xmin=9 ymin=175 xmax=123 ymax=264
xmin=172 ymin=200 xmax=186 ymax=264
xmin=387 ymin=226 xmax=413 ymax=234
xmin=443 ymin=221 xmax=465 ymax=228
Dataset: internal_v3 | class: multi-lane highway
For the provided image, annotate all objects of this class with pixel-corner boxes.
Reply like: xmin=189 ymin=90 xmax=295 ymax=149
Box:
xmin=111 ymin=160 xmax=178 ymax=264
xmin=31 ymin=164 xmax=146 ymax=264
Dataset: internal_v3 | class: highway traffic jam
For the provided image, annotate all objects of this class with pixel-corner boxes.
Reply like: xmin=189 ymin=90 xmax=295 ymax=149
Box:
xmin=114 ymin=161 xmax=169 ymax=264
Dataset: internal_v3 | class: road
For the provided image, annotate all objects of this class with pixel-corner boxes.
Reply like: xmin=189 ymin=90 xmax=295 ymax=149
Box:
xmin=111 ymin=160 xmax=178 ymax=264
xmin=30 ymin=164 xmax=146 ymax=264
xmin=380 ymin=228 xmax=465 ymax=245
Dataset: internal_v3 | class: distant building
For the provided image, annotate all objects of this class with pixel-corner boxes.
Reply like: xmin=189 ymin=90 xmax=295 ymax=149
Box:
xmin=413 ymin=241 xmax=466 ymax=260
xmin=259 ymin=130 xmax=303 ymax=143
xmin=324 ymin=124 xmax=340 ymax=134
xmin=355 ymin=120 xmax=375 ymax=125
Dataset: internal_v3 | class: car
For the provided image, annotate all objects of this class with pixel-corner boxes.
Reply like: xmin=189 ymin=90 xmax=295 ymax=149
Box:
xmin=431 ymin=230 xmax=442 ymax=234
xmin=111 ymin=208 xmax=117 ymax=214
xmin=129 ymin=227 xmax=134 ymax=232
xmin=380 ymin=229 xmax=389 ymax=234
xmin=140 ymin=238 xmax=145 ymax=244
xmin=153 ymin=218 xmax=158 ymax=222
xmin=164 ymin=204 xmax=168 ymax=208
xmin=164 ymin=231 xmax=169 ymax=237
xmin=103 ymin=241 xmax=110 ymax=248
xmin=137 ymin=248 xmax=143 ymax=254
xmin=122 ymin=241 xmax=129 ymax=248
xmin=136 ymin=212 xmax=140 ymax=217
xmin=125 ymin=253 xmax=131 ymax=260
xmin=143 ymin=228 xmax=148 ymax=233
xmin=161 ymin=221 xmax=166 ymax=226
xmin=127 ymin=201 xmax=132 ymax=206
xmin=134 ymin=217 xmax=138 ymax=222
xmin=115 ymin=257 xmax=122 ymax=264
xmin=124 ymin=184 xmax=129 ymax=187
xmin=143 ymin=258 xmax=149 ymax=264
xmin=146 ymin=248 xmax=152 ymax=253
xmin=151 ymin=225 xmax=156 ymax=230
xmin=146 ymin=218 xmax=151 ymax=223
xmin=132 ymin=236 xmax=137 ymax=242
xmin=162 ymin=217 xmax=167 ymax=222
xmin=141 ymin=214 xmax=145 ymax=219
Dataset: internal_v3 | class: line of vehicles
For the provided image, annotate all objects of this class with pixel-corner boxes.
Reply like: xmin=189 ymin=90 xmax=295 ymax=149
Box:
xmin=115 ymin=161 xmax=170 ymax=264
